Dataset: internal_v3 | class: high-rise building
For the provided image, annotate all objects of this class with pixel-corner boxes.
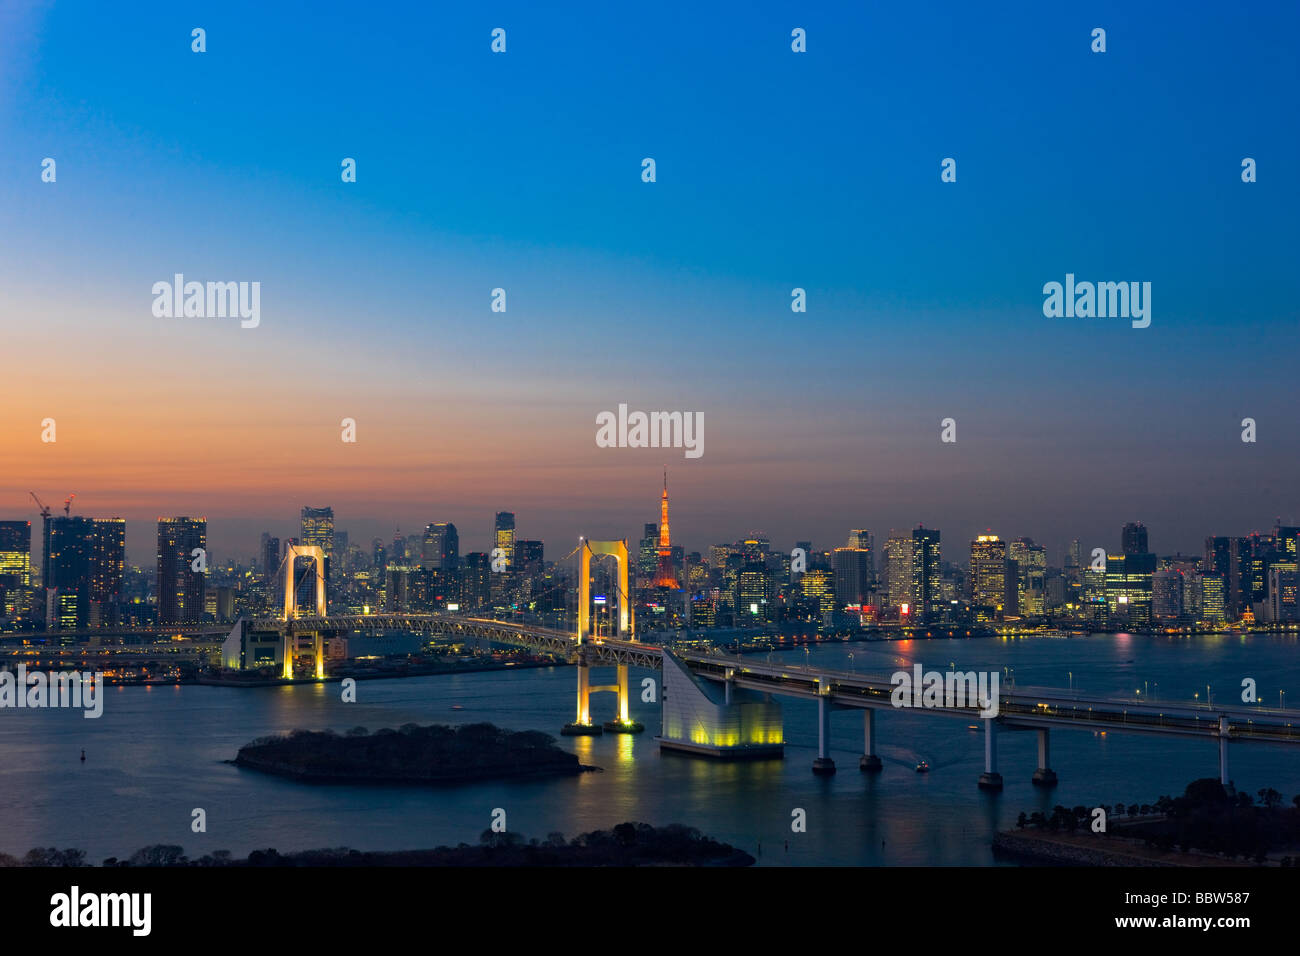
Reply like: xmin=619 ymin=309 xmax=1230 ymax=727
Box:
xmin=1122 ymin=522 xmax=1149 ymax=556
xmin=1204 ymin=536 xmax=1251 ymax=619
xmin=421 ymin=522 xmax=459 ymax=571
xmin=1201 ymin=573 xmax=1226 ymax=623
xmin=461 ymin=552 xmax=492 ymax=609
xmin=846 ymin=530 xmax=874 ymax=583
xmin=884 ymin=535 xmax=915 ymax=617
xmin=638 ymin=524 xmax=658 ymax=582
xmin=911 ymin=526 xmax=941 ymax=621
xmin=494 ymin=512 xmax=515 ymax=569
xmin=157 ymin=517 xmax=207 ymax=624
xmin=90 ymin=519 xmax=125 ymax=626
xmin=1152 ymin=569 xmax=1184 ymax=622
xmin=516 ymin=540 xmax=544 ymax=576
xmin=300 ymin=507 xmax=335 ymax=557
xmin=800 ymin=568 xmax=836 ymax=617
xmin=0 ymin=521 xmax=32 ymax=588
xmin=1009 ymin=537 xmax=1047 ymax=617
xmin=970 ymin=535 xmax=1009 ymax=621
xmin=735 ymin=562 xmax=773 ymax=622
xmin=739 ymin=537 xmax=769 ymax=562
xmin=1105 ymin=552 xmax=1155 ymax=626
xmin=0 ymin=521 xmax=32 ymax=621
xmin=44 ymin=516 xmax=124 ymax=629
xmin=1266 ymin=569 xmax=1300 ymax=622
xmin=260 ymin=533 xmax=281 ymax=578
xmin=831 ymin=547 xmax=871 ymax=608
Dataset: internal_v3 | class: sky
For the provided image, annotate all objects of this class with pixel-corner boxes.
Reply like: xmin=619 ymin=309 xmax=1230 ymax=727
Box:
xmin=2 ymin=0 xmax=1298 ymax=565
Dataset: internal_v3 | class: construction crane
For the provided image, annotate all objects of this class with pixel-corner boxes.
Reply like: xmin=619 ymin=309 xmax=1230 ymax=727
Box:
xmin=63 ymin=494 xmax=75 ymax=517
xmin=28 ymin=492 xmax=51 ymax=519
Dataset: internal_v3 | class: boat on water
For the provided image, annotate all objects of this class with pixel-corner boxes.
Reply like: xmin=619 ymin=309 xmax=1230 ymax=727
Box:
xmin=915 ymin=761 xmax=930 ymax=773
xmin=450 ymin=704 xmax=465 ymax=711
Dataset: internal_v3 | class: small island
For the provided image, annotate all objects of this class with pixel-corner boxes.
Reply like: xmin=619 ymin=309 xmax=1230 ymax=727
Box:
xmin=233 ymin=722 xmax=592 ymax=784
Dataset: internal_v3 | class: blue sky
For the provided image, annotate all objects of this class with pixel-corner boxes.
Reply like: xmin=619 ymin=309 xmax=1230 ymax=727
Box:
xmin=2 ymin=0 xmax=1298 ymax=561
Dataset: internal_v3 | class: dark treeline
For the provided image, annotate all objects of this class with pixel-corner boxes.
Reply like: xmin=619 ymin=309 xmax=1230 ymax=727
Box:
xmin=2 ymin=822 xmax=754 ymax=868
xmin=1015 ymin=779 xmax=1300 ymax=864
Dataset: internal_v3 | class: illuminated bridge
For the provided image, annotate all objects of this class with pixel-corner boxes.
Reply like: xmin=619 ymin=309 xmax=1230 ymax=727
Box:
xmin=217 ymin=537 xmax=1300 ymax=791
xmin=226 ymin=610 xmax=1300 ymax=791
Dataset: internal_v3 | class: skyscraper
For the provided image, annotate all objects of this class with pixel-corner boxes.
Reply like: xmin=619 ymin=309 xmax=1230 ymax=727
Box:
xmin=0 ymin=521 xmax=31 ymax=621
xmin=157 ymin=517 xmax=207 ymax=624
xmin=0 ymin=521 xmax=32 ymax=588
xmin=1009 ymin=537 xmax=1047 ymax=617
xmin=847 ymin=529 xmax=874 ymax=583
xmin=43 ymin=515 xmax=124 ymax=629
xmin=638 ymin=524 xmax=659 ymax=583
xmin=911 ymin=526 xmax=941 ymax=621
xmin=494 ymin=512 xmax=516 ymax=569
xmin=260 ymin=533 xmax=281 ymax=578
xmin=1122 ymin=522 xmax=1149 ymax=556
xmin=1105 ymin=551 xmax=1155 ymax=626
xmin=300 ymin=507 xmax=335 ymax=557
xmin=831 ymin=546 xmax=871 ymax=608
xmin=970 ymin=534 xmax=1008 ymax=620
xmin=90 ymin=518 xmax=125 ymax=626
xmin=735 ymin=562 xmax=773 ymax=621
xmin=421 ymin=522 xmax=459 ymax=571
xmin=515 ymin=540 xmax=544 ymax=575
xmin=461 ymin=552 xmax=492 ymax=609
xmin=884 ymin=534 xmax=915 ymax=617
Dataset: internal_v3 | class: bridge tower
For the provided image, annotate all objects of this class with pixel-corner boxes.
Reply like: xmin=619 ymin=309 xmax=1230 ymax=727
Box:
xmin=280 ymin=543 xmax=327 ymax=680
xmin=563 ymin=538 xmax=641 ymax=735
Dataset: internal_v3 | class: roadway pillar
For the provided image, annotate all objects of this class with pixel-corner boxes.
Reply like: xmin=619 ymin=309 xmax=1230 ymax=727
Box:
xmin=281 ymin=633 xmax=294 ymax=681
xmin=313 ymin=634 xmax=324 ymax=680
xmin=1218 ymin=715 xmax=1230 ymax=785
xmin=978 ymin=717 xmax=1002 ymax=791
xmin=1031 ymin=727 xmax=1057 ymax=786
xmin=560 ymin=658 xmax=602 ymax=735
xmin=813 ymin=692 xmax=836 ymax=775
xmin=617 ymin=663 xmax=629 ymax=722
xmin=577 ymin=660 xmax=589 ymax=724
xmin=859 ymin=708 xmax=882 ymax=772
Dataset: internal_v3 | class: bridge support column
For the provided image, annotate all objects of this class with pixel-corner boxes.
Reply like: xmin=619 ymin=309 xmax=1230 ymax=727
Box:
xmin=978 ymin=718 xmax=1002 ymax=791
xmin=313 ymin=634 xmax=324 ymax=680
xmin=602 ymin=663 xmax=644 ymax=733
xmin=1031 ymin=728 xmax=1057 ymax=787
xmin=859 ymin=709 xmax=882 ymax=772
xmin=281 ymin=634 xmax=294 ymax=680
xmin=562 ymin=658 xmax=601 ymax=735
xmin=812 ymin=694 xmax=836 ymax=775
xmin=1218 ymin=715 xmax=1230 ymax=785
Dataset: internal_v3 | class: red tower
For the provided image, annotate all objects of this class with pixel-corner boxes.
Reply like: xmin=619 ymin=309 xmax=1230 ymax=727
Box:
xmin=654 ymin=469 xmax=680 ymax=589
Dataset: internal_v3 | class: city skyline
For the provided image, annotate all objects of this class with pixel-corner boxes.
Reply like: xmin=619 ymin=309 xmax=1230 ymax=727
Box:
xmin=2 ymin=484 xmax=1294 ymax=572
